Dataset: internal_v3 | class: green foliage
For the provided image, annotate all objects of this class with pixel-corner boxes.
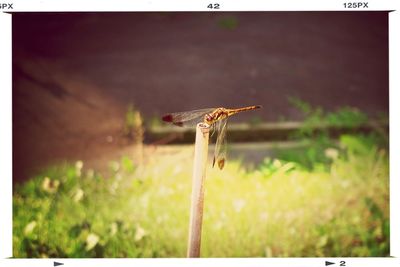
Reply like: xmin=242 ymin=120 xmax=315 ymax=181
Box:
xmin=278 ymin=134 xmax=333 ymax=170
xmin=281 ymin=97 xmax=386 ymax=170
xmin=144 ymin=113 xmax=165 ymax=131
xmin=124 ymin=105 xmax=136 ymax=134
xmin=325 ymin=107 xmax=368 ymax=128
xmin=121 ymin=156 xmax=136 ymax=174
xmin=288 ymin=96 xmax=369 ymax=130
xmin=218 ymin=16 xmax=238 ymax=30
xmin=12 ymin=97 xmax=388 ymax=258
xmin=248 ymin=115 xmax=263 ymax=126
xmin=124 ymin=104 xmax=144 ymax=141
xmin=288 ymin=96 xmax=313 ymax=115
xmin=146 ymin=114 xmax=163 ymax=128
xmin=13 ymin=137 xmax=389 ymax=257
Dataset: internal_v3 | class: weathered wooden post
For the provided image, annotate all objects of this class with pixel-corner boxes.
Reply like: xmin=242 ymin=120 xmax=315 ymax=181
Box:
xmin=187 ymin=123 xmax=210 ymax=257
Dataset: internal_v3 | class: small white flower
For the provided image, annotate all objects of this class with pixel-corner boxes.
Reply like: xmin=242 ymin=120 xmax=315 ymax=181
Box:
xmin=110 ymin=181 xmax=119 ymax=195
xmin=75 ymin=161 xmax=83 ymax=177
xmin=115 ymin=173 xmax=122 ymax=181
xmin=85 ymin=233 xmax=99 ymax=251
xmin=110 ymin=161 xmax=120 ymax=172
xmin=272 ymin=159 xmax=282 ymax=168
xmin=110 ymin=222 xmax=118 ymax=236
xmin=341 ymin=180 xmax=350 ymax=189
xmin=173 ymin=165 xmax=183 ymax=175
xmin=42 ymin=177 xmax=60 ymax=193
xmin=42 ymin=177 xmax=50 ymax=190
xmin=325 ymin=148 xmax=339 ymax=160
xmin=73 ymin=188 xmax=84 ymax=202
xmin=158 ymin=186 xmax=174 ymax=197
xmin=265 ymin=246 xmax=273 ymax=257
xmin=24 ymin=221 xmax=37 ymax=235
xmin=134 ymin=225 xmax=147 ymax=242
xmin=213 ymin=221 xmax=223 ymax=230
xmin=75 ymin=160 xmax=83 ymax=170
xmin=232 ymin=199 xmax=246 ymax=213
xmin=259 ymin=212 xmax=269 ymax=221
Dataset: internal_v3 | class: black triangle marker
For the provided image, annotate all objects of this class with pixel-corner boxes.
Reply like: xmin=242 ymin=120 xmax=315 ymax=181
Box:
xmin=325 ymin=261 xmax=335 ymax=266
xmin=54 ymin=262 xmax=64 ymax=267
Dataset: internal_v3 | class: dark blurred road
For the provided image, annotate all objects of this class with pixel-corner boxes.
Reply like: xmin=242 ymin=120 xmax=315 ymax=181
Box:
xmin=12 ymin=12 xmax=389 ymax=181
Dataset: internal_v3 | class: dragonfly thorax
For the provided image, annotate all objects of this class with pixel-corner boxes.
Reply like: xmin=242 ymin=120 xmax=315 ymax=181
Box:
xmin=203 ymin=108 xmax=228 ymax=126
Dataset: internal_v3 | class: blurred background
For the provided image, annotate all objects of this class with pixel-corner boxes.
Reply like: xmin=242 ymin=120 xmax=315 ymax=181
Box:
xmin=12 ymin=12 xmax=389 ymax=258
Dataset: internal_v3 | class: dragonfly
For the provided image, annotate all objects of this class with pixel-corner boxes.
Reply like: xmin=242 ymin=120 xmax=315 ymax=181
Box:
xmin=162 ymin=105 xmax=262 ymax=170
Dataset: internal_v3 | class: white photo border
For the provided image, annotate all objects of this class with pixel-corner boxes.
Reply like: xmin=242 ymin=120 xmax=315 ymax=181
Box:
xmin=0 ymin=1 xmax=398 ymax=266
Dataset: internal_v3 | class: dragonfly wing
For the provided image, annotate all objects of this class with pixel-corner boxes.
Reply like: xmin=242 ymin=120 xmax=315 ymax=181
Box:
xmin=212 ymin=118 xmax=228 ymax=170
xmin=162 ymin=108 xmax=215 ymax=127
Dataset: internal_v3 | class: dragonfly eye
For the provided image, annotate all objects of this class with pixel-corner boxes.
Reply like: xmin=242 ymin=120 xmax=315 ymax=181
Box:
xmin=205 ymin=114 xmax=213 ymax=122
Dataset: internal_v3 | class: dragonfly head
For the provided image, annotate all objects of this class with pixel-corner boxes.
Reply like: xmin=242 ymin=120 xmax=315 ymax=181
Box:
xmin=204 ymin=113 xmax=214 ymax=125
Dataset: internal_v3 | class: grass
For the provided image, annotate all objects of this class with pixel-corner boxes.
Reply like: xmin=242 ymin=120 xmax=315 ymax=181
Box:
xmin=13 ymin=133 xmax=389 ymax=258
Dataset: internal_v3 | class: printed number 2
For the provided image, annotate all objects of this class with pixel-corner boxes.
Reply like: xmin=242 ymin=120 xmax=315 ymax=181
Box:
xmin=340 ymin=261 xmax=346 ymax=266
xmin=207 ymin=3 xmax=220 ymax=9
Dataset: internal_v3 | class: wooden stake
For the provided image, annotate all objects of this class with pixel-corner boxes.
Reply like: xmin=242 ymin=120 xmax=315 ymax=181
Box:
xmin=187 ymin=123 xmax=210 ymax=258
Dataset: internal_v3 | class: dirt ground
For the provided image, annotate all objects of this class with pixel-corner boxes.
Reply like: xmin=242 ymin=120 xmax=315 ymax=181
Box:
xmin=12 ymin=12 xmax=389 ymax=182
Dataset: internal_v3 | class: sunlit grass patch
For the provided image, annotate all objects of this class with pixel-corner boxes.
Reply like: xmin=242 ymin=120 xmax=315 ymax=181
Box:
xmin=13 ymin=134 xmax=389 ymax=257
